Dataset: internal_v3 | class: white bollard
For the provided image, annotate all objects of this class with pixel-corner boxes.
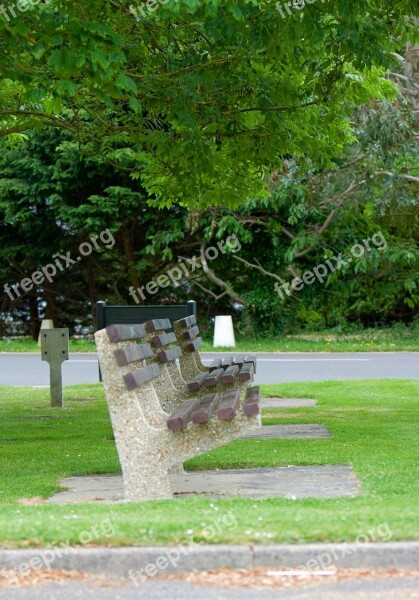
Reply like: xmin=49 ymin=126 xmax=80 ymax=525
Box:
xmin=213 ymin=315 xmax=236 ymax=348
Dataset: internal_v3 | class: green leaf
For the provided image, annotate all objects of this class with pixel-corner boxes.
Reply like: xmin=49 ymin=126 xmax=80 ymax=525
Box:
xmin=56 ymin=80 xmax=77 ymax=96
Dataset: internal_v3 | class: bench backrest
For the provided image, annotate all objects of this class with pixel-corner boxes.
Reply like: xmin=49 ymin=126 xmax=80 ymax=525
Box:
xmin=103 ymin=323 xmax=162 ymax=391
xmin=96 ymin=300 xmax=197 ymax=331
xmin=173 ymin=315 xmax=203 ymax=353
xmin=95 ymin=301 xmax=196 ymax=381
xmin=103 ymin=319 xmax=185 ymax=391
xmin=173 ymin=315 xmax=207 ymax=378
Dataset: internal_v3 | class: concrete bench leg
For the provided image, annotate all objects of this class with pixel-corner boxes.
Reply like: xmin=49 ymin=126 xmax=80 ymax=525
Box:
xmin=122 ymin=460 xmax=172 ymax=501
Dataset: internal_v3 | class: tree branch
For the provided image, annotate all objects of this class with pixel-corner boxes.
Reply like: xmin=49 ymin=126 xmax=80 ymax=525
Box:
xmin=200 ymin=244 xmax=245 ymax=304
xmin=0 ymin=110 xmax=79 ymax=133
xmin=294 ymin=180 xmax=363 ymax=258
xmin=223 ymin=100 xmax=317 ymax=116
xmin=191 ymin=280 xmax=229 ymax=301
xmin=232 ymin=255 xmax=286 ymax=284
xmin=371 ymin=171 xmax=419 ymax=183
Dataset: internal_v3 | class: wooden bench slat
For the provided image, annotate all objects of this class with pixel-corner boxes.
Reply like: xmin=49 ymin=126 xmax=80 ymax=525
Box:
xmin=184 ymin=337 xmax=203 ymax=352
xmin=204 ymin=368 xmax=224 ymax=387
xmin=114 ymin=343 xmax=154 ymax=366
xmin=106 ymin=324 xmax=146 ymax=343
xmin=233 ymin=355 xmax=257 ymax=372
xmin=234 ymin=355 xmax=245 ymax=366
xmin=238 ymin=362 xmax=254 ymax=381
xmin=157 ymin=346 xmax=182 ymax=363
xmin=191 ymin=393 xmax=219 ymax=424
xmin=243 ymin=386 xmax=260 ymax=416
xmin=221 ymin=364 xmax=240 ymax=384
xmin=221 ymin=357 xmax=233 ymax=369
xmin=243 ymin=401 xmax=259 ymax=417
xmin=151 ymin=332 xmax=177 ymax=348
xmin=244 ymin=354 xmax=257 ymax=373
xmin=187 ymin=372 xmax=207 ymax=392
xmin=209 ymin=358 xmax=222 ymax=372
xmin=217 ymin=390 xmax=240 ymax=420
xmin=167 ymin=397 xmax=201 ymax=431
xmin=123 ymin=363 xmax=161 ymax=391
xmin=181 ymin=325 xmax=199 ymax=341
xmin=174 ymin=315 xmax=197 ymax=329
xmin=244 ymin=385 xmax=259 ymax=399
xmin=144 ymin=319 xmax=172 ymax=333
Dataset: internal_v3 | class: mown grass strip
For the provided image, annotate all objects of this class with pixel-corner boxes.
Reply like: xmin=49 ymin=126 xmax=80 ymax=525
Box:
xmin=0 ymin=379 xmax=418 ymax=547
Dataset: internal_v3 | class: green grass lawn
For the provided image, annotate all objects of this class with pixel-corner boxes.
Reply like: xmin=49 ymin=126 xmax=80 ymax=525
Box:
xmin=0 ymin=380 xmax=418 ymax=548
xmin=1 ymin=326 xmax=419 ymax=352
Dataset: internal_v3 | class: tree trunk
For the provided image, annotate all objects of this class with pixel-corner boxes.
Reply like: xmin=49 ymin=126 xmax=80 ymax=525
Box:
xmin=28 ymin=287 xmax=40 ymax=340
xmin=43 ymin=287 xmax=58 ymax=326
xmin=86 ymin=261 xmax=98 ymax=330
xmin=122 ymin=225 xmax=142 ymax=303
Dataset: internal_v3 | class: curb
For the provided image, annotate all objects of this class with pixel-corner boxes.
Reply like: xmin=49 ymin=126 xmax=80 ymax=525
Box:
xmin=1 ymin=543 xmax=418 ymax=577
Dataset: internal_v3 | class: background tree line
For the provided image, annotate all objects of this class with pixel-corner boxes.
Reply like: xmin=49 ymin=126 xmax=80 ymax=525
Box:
xmin=0 ymin=1 xmax=417 ymax=337
xmin=1 ymin=51 xmax=417 ymax=338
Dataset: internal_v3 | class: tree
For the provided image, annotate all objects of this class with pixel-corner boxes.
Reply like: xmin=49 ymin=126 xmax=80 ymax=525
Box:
xmin=0 ymin=0 xmax=417 ymax=207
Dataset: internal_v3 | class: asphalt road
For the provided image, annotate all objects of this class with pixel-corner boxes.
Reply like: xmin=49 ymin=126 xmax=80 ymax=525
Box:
xmin=0 ymin=352 xmax=417 ymax=386
xmin=0 ymin=574 xmax=418 ymax=600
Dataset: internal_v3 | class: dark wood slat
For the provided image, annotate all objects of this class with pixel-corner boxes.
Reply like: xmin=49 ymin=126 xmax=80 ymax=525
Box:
xmin=209 ymin=358 xmax=222 ymax=372
xmin=245 ymin=354 xmax=257 ymax=373
xmin=243 ymin=401 xmax=259 ymax=417
xmin=123 ymin=363 xmax=161 ymax=391
xmin=221 ymin=364 xmax=239 ymax=384
xmin=181 ymin=325 xmax=199 ymax=341
xmin=238 ymin=363 xmax=254 ymax=382
xmin=167 ymin=397 xmax=201 ymax=431
xmin=243 ymin=403 xmax=259 ymax=416
xmin=184 ymin=337 xmax=203 ymax=352
xmin=233 ymin=355 xmax=245 ymax=368
xmin=243 ymin=386 xmax=260 ymax=416
xmin=204 ymin=368 xmax=224 ymax=387
xmin=114 ymin=343 xmax=154 ymax=366
xmin=144 ymin=319 xmax=172 ymax=333
xmin=151 ymin=332 xmax=177 ymax=348
xmin=106 ymin=323 xmax=146 ymax=343
xmin=245 ymin=385 xmax=259 ymax=399
xmin=157 ymin=346 xmax=182 ymax=363
xmin=191 ymin=393 xmax=219 ymax=424
xmin=187 ymin=372 xmax=207 ymax=392
xmin=175 ymin=315 xmax=196 ymax=329
xmin=221 ymin=357 xmax=234 ymax=369
xmin=217 ymin=390 xmax=240 ymax=420
xmin=234 ymin=355 xmax=257 ymax=371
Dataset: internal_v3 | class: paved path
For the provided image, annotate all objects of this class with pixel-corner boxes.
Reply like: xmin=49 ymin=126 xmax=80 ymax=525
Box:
xmin=47 ymin=463 xmax=357 ymax=504
xmin=0 ymin=352 xmax=418 ymax=386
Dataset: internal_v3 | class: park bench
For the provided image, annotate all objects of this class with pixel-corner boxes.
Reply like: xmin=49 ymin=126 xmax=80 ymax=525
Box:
xmin=172 ymin=314 xmax=257 ymax=383
xmin=95 ymin=320 xmax=261 ymax=500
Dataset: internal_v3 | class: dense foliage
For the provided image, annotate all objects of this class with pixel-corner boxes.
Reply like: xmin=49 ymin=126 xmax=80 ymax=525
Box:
xmin=0 ymin=0 xmax=417 ymax=206
xmin=0 ymin=1 xmax=417 ymax=337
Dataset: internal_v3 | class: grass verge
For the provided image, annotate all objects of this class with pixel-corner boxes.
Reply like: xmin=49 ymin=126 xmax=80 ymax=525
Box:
xmin=1 ymin=326 xmax=419 ymax=352
xmin=0 ymin=379 xmax=418 ymax=547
